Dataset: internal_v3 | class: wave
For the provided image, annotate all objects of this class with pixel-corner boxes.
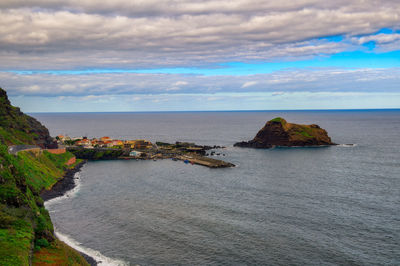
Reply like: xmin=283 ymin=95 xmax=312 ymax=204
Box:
xmin=55 ymin=230 xmax=128 ymax=266
xmin=45 ymin=171 xmax=128 ymax=266
xmin=337 ymin=144 xmax=357 ymax=147
xmin=44 ymin=172 xmax=82 ymax=206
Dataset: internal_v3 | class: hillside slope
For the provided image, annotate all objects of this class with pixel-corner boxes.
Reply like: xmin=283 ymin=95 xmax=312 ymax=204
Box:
xmin=0 ymin=88 xmax=88 ymax=265
xmin=0 ymin=88 xmax=56 ymax=148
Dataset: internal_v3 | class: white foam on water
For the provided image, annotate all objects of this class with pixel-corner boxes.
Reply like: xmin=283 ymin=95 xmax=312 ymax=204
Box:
xmin=55 ymin=230 xmax=128 ymax=266
xmin=44 ymin=172 xmax=82 ymax=207
xmin=45 ymin=170 xmax=129 ymax=266
xmin=337 ymin=144 xmax=357 ymax=147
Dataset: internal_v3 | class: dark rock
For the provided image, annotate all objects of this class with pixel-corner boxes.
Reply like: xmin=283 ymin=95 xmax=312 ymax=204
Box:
xmin=40 ymin=161 xmax=86 ymax=201
xmin=0 ymin=87 xmax=57 ymax=148
xmin=234 ymin=117 xmax=335 ymax=148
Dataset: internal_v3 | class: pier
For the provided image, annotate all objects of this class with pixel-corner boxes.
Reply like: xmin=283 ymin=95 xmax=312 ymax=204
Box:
xmin=177 ymin=154 xmax=235 ymax=168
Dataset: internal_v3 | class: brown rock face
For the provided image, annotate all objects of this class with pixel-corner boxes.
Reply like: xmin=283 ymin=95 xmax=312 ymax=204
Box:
xmin=0 ymin=88 xmax=57 ymax=148
xmin=234 ymin=117 xmax=334 ymax=148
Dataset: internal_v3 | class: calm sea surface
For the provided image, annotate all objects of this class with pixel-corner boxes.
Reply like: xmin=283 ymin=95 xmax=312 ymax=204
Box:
xmin=33 ymin=111 xmax=400 ymax=265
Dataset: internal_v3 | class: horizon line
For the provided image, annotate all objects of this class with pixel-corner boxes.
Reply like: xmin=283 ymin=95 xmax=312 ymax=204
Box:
xmin=28 ymin=108 xmax=400 ymax=114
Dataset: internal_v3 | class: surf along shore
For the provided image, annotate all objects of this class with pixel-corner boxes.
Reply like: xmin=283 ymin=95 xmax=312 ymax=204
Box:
xmin=40 ymin=161 xmax=98 ymax=266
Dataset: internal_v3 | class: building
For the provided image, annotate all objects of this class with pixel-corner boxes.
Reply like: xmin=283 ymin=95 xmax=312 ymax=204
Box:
xmin=75 ymin=139 xmax=91 ymax=147
xmin=103 ymin=140 xmax=113 ymax=148
xmin=112 ymin=140 xmax=124 ymax=147
xmin=130 ymin=140 xmax=153 ymax=149
xmin=100 ymin=136 xmax=111 ymax=142
xmin=129 ymin=150 xmax=142 ymax=157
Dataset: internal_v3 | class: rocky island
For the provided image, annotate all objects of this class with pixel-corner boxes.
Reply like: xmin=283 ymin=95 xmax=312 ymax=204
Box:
xmin=234 ymin=117 xmax=335 ymax=148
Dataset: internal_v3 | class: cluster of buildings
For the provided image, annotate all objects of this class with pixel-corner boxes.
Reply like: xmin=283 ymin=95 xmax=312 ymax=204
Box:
xmin=57 ymin=135 xmax=153 ymax=150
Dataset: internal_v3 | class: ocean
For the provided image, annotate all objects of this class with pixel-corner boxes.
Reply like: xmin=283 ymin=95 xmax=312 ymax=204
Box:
xmin=33 ymin=110 xmax=400 ymax=265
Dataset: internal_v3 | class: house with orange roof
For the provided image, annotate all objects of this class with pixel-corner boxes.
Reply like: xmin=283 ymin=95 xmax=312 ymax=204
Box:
xmin=112 ymin=140 xmax=124 ymax=147
xmin=75 ymin=139 xmax=91 ymax=147
xmin=100 ymin=136 xmax=111 ymax=142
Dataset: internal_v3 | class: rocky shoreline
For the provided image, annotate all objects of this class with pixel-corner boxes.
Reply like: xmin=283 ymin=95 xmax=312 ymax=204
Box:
xmin=41 ymin=160 xmax=87 ymax=201
xmin=40 ymin=160 xmax=98 ymax=266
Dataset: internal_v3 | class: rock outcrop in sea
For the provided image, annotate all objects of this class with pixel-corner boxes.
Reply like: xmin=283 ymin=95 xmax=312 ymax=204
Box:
xmin=234 ymin=117 xmax=335 ymax=148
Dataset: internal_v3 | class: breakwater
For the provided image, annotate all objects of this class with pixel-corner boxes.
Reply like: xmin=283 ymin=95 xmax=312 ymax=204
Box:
xmin=67 ymin=144 xmax=235 ymax=168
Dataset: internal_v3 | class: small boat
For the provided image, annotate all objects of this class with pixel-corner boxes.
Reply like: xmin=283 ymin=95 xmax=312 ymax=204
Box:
xmin=172 ymin=158 xmax=178 ymax=161
xmin=184 ymin=159 xmax=189 ymax=164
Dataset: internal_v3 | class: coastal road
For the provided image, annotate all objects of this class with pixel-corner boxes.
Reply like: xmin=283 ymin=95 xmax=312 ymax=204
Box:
xmin=7 ymin=145 xmax=41 ymax=155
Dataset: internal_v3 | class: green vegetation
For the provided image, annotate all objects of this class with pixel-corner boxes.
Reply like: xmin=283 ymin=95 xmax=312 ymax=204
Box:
xmin=298 ymin=129 xmax=313 ymax=138
xmin=270 ymin=117 xmax=286 ymax=124
xmin=0 ymin=88 xmax=49 ymax=146
xmin=156 ymin=141 xmax=174 ymax=147
xmin=299 ymin=126 xmax=316 ymax=138
xmin=16 ymin=150 xmax=76 ymax=192
xmin=0 ymin=142 xmax=83 ymax=265
xmin=33 ymin=239 xmax=89 ymax=265
xmin=289 ymin=125 xmax=318 ymax=142
xmin=0 ymin=87 xmax=88 ymax=265
xmin=64 ymin=139 xmax=80 ymax=146
xmin=68 ymin=147 xmax=124 ymax=160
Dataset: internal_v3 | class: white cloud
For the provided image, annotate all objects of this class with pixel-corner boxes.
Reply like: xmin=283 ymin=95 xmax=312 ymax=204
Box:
xmin=2 ymin=67 xmax=400 ymax=98
xmin=0 ymin=1 xmax=399 ymax=69
xmin=9 ymin=91 xmax=400 ymax=112
xmin=241 ymin=81 xmax=257 ymax=88
xmin=356 ymin=33 xmax=400 ymax=44
xmin=173 ymin=81 xmax=188 ymax=86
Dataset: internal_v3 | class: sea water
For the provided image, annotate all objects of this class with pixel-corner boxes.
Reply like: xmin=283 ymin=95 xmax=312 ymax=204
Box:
xmin=35 ymin=110 xmax=400 ymax=265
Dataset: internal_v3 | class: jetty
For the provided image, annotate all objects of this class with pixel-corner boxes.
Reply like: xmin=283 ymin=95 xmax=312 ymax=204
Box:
xmin=177 ymin=154 xmax=235 ymax=168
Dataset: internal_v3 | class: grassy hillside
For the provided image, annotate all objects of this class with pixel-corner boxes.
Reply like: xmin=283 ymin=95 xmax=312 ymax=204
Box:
xmin=0 ymin=144 xmax=87 ymax=265
xmin=0 ymin=88 xmax=88 ymax=265
xmin=0 ymin=88 xmax=56 ymax=148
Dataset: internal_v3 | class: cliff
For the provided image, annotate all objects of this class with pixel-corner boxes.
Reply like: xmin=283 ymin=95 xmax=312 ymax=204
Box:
xmin=0 ymin=88 xmax=57 ymax=148
xmin=234 ymin=117 xmax=335 ymax=148
xmin=0 ymin=88 xmax=88 ymax=265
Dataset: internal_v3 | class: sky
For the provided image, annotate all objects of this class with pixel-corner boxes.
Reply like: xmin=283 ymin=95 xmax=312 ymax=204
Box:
xmin=1 ymin=0 xmax=400 ymax=112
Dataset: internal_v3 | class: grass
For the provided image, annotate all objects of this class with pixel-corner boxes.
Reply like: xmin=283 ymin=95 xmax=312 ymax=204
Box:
xmin=33 ymin=239 xmax=89 ymax=266
xmin=298 ymin=130 xmax=314 ymax=138
xmin=0 ymin=142 xmax=86 ymax=265
xmin=0 ymin=221 xmax=34 ymax=265
xmin=1 ymin=88 xmax=88 ymax=265
xmin=0 ymin=127 xmax=34 ymax=146
xmin=270 ymin=117 xmax=286 ymax=123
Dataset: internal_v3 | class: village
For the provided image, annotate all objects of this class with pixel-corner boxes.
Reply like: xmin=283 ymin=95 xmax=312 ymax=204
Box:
xmin=56 ymin=135 xmax=235 ymax=168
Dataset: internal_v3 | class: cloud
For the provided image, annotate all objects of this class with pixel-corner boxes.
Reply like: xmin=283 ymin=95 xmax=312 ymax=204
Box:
xmin=2 ymin=67 xmax=400 ymax=98
xmin=356 ymin=33 xmax=400 ymax=45
xmin=173 ymin=81 xmax=188 ymax=86
xmin=9 ymin=91 xmax=400 ymax=112
xmin=241 ymin=81 xmax=257 ymax=88
xmin=0 ymin=1 xmax=400 ymax=69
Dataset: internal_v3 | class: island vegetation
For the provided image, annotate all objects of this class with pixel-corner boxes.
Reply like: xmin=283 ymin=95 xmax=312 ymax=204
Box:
xmin=235 ymin=117 xmax=335 ymax=148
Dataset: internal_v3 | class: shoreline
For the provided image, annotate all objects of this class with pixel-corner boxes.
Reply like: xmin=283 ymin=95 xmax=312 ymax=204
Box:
xmin=41 ymin=160 xmax=86 ymax=201
xmin=40 ymin=160 xmax=98 ymax=266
